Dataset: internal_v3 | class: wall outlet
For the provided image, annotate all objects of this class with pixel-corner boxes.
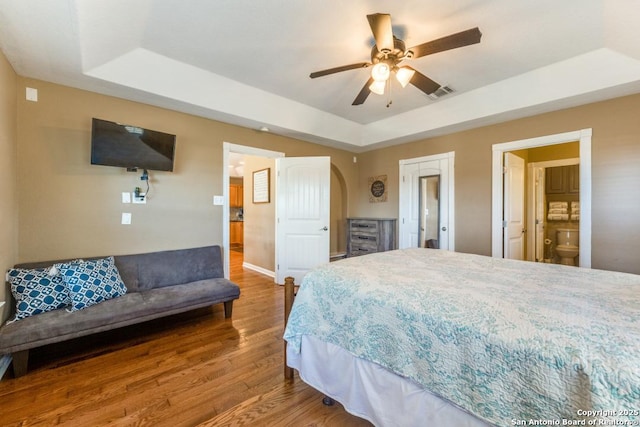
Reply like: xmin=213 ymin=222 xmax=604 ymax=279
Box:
xmin=132 ymin=193 xmax=146 ymax=204
xmin=122 ymin=192 xmax=131 ymax=203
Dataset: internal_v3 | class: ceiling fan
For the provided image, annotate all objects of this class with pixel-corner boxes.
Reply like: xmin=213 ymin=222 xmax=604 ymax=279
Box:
xmin=310 ymin=13 xmax=482 ymax=105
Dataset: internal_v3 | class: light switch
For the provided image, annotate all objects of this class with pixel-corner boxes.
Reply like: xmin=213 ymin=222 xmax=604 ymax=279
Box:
xmin=26 ymin=87 xmax=38 ymax=102
xmin=122 ymin=192 xmax=131 ymax=203
xmin=213 ymin=195 xmax=224 ymax=205
xmin=121 ymin=213 xmax=132 ymax=225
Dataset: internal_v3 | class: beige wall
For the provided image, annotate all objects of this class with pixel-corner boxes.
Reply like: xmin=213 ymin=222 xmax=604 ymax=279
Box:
xmin=330 ymin=164 xmax=348 ymax=256
xmin=243 ymin=156 xmax=276 ymax=272
xmin=0 ymin=52 xmax=17 ymax=322
xmin=9 ymin=72 xmax=640 ymax=283
xmin=15 ymin=78 xmax=358 ymax=264
xmin=356 ymin=94 xmax=640 ymax=274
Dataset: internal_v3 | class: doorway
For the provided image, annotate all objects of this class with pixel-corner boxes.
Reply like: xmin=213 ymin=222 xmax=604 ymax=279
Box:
xmin=223 ymin=143 xmax=342 ymax=283
xmin=491 ymin=129 xmax=592 ymax=267
xmin=527 ymin=158 xmax=580 ymax=264
xmin=399 ymin=152 xmax=455 ymax=250
xmin=222 ymin=142 xmax=284 ymax=279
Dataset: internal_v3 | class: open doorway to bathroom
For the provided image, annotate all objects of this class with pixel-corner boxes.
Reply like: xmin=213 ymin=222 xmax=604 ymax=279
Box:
xmin=527 ymin=157 xmax=580 ymax=266
xmin=491 ymin=129 xmax=592 ymax=268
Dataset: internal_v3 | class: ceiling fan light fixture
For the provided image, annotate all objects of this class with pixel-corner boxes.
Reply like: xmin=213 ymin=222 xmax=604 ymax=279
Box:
xmin=369 ymin=80 xmax=386 ymax=95
xmin=395 ymin=67 xmax=416 ymax=88
xmin=371 ymin=62 xmax=391 ymax=82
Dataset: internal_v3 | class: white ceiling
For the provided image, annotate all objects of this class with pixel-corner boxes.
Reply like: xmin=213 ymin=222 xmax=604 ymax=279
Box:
xmin=2 ymin=0 xmax=640 ymax=152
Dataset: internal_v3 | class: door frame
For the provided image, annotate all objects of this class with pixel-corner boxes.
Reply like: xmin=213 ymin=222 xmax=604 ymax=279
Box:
xmin=526 ymin=157 xmax=579 ymax=262
xmin=222 ymin=142 xmax=284 ymax=278
xmin=491 ymin=129 xmax=592 ymax=267
xmin=399 ymin=151 xmax=455 ymax=251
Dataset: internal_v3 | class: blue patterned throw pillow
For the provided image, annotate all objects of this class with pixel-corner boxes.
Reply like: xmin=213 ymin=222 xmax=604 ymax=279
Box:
xmin=7 ymin=268 xmax=72 ymax=322
xmin=55 ymin=256 xmax=127 ymax=311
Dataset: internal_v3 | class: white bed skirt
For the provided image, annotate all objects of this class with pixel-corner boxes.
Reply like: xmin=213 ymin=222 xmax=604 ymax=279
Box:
xmin=287 ymin=335 xmax=494 ymax=427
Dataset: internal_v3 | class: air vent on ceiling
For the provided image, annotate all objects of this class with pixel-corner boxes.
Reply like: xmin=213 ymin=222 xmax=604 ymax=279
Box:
xmin=427 ymin=85 xmax=455 ymax=100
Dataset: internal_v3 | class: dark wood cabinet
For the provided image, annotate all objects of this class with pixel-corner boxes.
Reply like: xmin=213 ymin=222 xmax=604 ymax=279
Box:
xmin=347 ymin=218 xmax=396 ymax=257
xmin=568 ymin=164 xmax=580 ymax=194
xmin=545 ymin=166 xmax=566 ymax=194
xmin=545 ymin=165 xmax=579 ymax=195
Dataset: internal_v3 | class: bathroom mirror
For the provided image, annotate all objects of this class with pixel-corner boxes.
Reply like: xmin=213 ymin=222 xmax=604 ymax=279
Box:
xmin=419 ymin=175 xmax=440 ymax=248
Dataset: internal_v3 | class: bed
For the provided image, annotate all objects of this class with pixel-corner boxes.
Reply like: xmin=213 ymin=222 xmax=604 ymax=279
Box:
xmin=283 ymin=248 xmax=640 ymax=427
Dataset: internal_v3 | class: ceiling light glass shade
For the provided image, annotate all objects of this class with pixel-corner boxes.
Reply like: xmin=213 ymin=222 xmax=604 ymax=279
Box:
xmin=371 ymin=62 xmax=391 ymax=82
xmin=395 ymin=67 xmax=416 ymax=88
xmin=369 ymin=80 xmax=386 ymax=95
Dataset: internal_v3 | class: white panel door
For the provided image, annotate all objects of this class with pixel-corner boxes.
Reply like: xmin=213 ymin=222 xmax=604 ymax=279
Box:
xmin=399 ymin=157 xmax=452 ymax=250
xmin=503 ymin=153 xmax=525 ymax=260
xmin=399 ymin=162 xmax=421 ymax=248
xmin=276 ymin=157 xmax=330 ymax=284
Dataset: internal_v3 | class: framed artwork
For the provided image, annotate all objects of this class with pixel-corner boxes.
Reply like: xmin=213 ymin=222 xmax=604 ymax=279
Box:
xmin=369 ymin=174 xmax=388 ymax=203
xmin=252 ymin=168 xmax=270 ymax=203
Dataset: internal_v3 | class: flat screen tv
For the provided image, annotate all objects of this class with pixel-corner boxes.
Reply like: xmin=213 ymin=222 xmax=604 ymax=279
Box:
xmin=91 ymin=118 xmax=176 ymax=172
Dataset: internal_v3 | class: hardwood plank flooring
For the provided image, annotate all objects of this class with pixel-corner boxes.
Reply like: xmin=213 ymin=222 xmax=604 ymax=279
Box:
xmin=0 ymin=250 xmax=372 ymax=426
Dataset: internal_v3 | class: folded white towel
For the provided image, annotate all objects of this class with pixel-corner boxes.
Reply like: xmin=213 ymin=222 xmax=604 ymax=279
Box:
xmin=572 ymin=208 xmax=580 ymax=214
xmin=548 ymin=208 xmax=568 ymax=214
xmin=571 ymin=214 xmax=580 ymax=221
xmin=571 ymin=201 xmax=580 ymax=207
xmin=549 ymin=201 xmax=568 ymax=209
xmin=548 ymin=213 xmax=569 ymax=221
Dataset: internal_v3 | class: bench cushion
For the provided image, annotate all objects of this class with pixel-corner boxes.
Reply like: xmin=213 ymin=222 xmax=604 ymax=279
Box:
xmin=115 ymin=246 xmax=225 ymax=291
xmin=0 ymin=277 xmax=240 ymax=354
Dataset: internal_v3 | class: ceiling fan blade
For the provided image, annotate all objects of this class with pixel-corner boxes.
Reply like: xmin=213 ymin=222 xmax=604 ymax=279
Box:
xmin=367 ymin=13 xmax=394 ymax=53
xmin=310 ymin=62 xmax=370 ymax=78
xmin=352 ymin=77 xmax=374 ymax=105
xmin=408 ymin=27 xmax=482 ymax=59
xmin=406 ymin=67 xmax=440 ymax=95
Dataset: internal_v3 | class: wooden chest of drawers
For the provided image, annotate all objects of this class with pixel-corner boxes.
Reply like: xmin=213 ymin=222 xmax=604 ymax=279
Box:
xmin=346 ymin=218 xmax=397 ymax=257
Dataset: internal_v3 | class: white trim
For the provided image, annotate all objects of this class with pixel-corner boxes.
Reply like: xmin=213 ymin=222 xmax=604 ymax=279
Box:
xmin=398 ymin=151 xmax=455 ymax=251
xmin=222 ymin=142 xmax=284 ymax=278
xmin=242 ymin=262 xmax=275 ymax=278
xmin=492 ymin=129 xmax=592 ymax=267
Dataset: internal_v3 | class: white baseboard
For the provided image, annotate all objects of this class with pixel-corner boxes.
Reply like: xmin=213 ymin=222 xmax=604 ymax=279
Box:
xmin=0 ymin=354 xmax=12 ymax=380
xmin=242 ymin=262 xmax=275 ymax=278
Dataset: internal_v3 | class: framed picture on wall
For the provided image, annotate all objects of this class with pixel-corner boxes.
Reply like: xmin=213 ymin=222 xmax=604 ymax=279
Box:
xmin=252 ymin=168 xmax=270 ymax=203
xmin=369 ymin=174 xmax=388 ymax=203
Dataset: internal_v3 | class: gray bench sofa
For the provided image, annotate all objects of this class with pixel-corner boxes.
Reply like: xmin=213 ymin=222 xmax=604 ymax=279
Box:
xmin=0 ymin=245 xmax=240 ymax=377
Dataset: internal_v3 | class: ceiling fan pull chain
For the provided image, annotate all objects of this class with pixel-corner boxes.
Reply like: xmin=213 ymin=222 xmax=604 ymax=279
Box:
xmin=386 ymin=79 xmax=393 ymax=108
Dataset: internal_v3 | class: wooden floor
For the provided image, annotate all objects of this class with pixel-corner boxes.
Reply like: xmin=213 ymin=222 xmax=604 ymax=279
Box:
xmin=0 ymin=250 xmax=372 ymax=426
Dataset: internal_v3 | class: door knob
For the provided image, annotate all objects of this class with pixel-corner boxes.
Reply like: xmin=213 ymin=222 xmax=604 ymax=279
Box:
xmin=441 ymin=226 xmax=447 ymax=231
xmin=320 ymin=226 xmax=328 ymax=231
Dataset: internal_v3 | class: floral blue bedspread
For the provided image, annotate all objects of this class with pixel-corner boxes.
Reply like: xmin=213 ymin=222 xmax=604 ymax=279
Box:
xmin=283 ymin=249 xmax=640 ymax=426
